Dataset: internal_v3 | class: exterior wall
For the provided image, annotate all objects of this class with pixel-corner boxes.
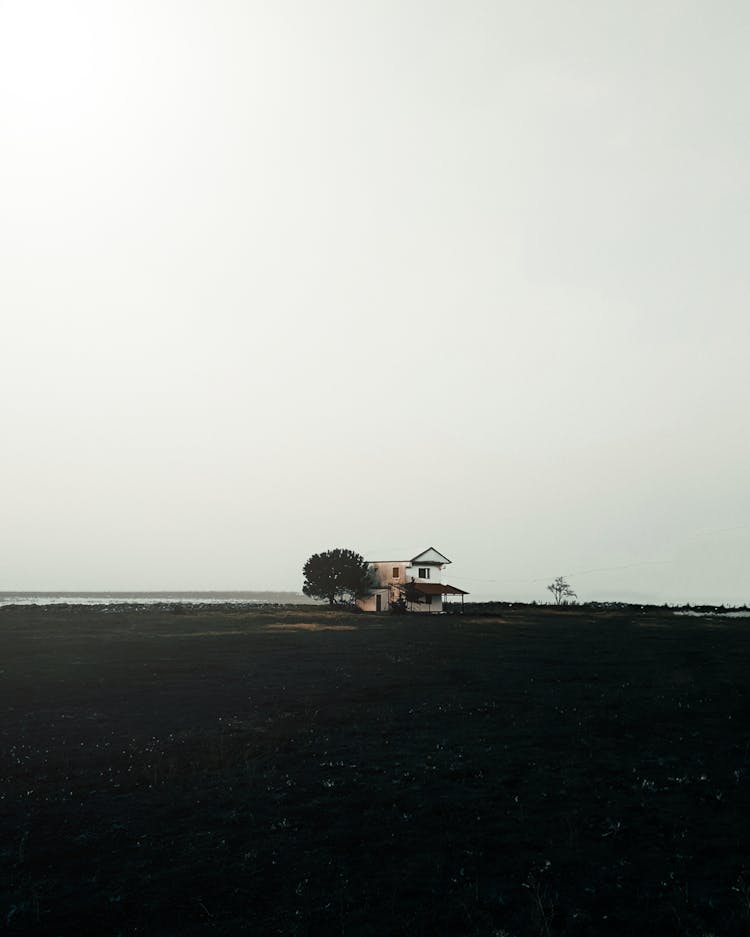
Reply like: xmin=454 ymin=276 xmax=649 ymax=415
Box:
xmin=404 ymin=562 xmax=444 ymax=584
xmin=370 ymin=562 xmax=409 ymax=587
xmin=357 ymin=555 xmax=450 ymax=613
xmin=369 ymin=561 xmax=446 ymax=587
xmin=358 ymin=587 xmax=443 ymax=613
xmin=406 ymin=594 xmax=443 ymax=613
xmin=358 ymin=588 xmax=390 ymax=613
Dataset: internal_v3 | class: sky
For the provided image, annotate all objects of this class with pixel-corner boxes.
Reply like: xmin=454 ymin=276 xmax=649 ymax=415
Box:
xmin=1 ymin=0 xmax=748 ymax=604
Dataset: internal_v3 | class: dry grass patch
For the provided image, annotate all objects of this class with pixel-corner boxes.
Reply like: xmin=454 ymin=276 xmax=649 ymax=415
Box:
xmin=263 ymin=622 xmax=357 ymax=632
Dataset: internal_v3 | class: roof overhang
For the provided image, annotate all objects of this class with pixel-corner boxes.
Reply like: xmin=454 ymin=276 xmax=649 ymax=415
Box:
xmin=411 ymin=582 xmax=468 ymax=596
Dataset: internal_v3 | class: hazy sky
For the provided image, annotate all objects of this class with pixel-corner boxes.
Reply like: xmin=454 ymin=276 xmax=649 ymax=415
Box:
xmin=2 ymin=1 xmax=748 ymax=603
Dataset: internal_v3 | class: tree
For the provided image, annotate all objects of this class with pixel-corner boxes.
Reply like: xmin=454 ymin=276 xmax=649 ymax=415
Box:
xmin=390 ymin=594 xmax=409 ymax=614
xmin=302 ymin=548 xmax=374 ymax=606
xmin=546 ymin=576 xmax=577 ymax=605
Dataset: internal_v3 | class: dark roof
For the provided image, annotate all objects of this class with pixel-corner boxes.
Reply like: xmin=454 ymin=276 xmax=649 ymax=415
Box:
xmin=412 ymin=582 xmax=468 ymax=596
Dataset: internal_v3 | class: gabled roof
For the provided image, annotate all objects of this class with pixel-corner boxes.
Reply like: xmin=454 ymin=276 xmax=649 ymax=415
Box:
xmin=410 ymin=547 xmax=451 ymax=566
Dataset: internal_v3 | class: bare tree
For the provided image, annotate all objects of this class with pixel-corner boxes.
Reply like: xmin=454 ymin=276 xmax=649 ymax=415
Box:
xmin=546 ymin=576 xmax=577 ymax=605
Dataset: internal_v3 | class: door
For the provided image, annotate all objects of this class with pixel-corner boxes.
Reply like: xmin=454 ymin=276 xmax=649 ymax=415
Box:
xmin=375 ymin=593 xmax=382 ymax=612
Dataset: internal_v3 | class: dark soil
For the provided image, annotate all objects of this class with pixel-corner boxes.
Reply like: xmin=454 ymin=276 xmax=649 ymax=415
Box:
xmin=2 ymin=603 xmax=750 ymax=935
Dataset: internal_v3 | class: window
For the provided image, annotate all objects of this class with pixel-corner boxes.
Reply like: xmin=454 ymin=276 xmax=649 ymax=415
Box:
xmin=418 ymin=568 xmax=430 ymax=579
xmin=392 ymin=567 xmax=399 ymax=579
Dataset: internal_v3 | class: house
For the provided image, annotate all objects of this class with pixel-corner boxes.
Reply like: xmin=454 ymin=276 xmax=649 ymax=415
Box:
xmin=357 ymin=547 xmax=468 ymax=613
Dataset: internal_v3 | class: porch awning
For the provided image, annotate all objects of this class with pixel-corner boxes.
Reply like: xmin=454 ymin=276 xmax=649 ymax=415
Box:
xmin=411 ymin=582 xmax=468 ymax=596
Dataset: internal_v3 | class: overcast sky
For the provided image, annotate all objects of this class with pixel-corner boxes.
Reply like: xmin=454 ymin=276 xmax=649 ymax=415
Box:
xmin=1 ymin=1 xmax=748 ymax=603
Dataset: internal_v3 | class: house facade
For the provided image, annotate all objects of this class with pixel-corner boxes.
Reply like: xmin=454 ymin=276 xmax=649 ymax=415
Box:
xmin=357 ymin=547 xmax=468 ymax=613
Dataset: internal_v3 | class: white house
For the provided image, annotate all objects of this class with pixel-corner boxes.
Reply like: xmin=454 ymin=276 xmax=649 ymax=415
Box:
xmin=357 ymin=547 xmax=468 ymax=613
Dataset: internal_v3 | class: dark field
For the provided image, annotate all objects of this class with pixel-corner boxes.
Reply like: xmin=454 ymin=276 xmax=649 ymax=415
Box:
xmin=2 ymin=604 xmax=750 ymax=936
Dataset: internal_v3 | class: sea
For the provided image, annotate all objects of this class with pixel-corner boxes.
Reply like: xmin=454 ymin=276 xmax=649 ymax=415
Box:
xmin=0 ymin=591 xmax=313 ymax=608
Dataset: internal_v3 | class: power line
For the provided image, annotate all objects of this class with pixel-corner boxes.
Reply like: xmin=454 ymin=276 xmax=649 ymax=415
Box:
xmin=452 ymin=558 xmax=672 ymax=587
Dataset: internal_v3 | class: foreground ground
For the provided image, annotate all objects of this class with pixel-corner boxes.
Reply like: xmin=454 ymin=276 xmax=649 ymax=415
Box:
xmin=2 ymin=603 xmax=750 ymax=936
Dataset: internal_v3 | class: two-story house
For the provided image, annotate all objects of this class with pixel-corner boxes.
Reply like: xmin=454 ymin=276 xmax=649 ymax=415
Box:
xmin=357 ymin=547 xmax=468 ymax=613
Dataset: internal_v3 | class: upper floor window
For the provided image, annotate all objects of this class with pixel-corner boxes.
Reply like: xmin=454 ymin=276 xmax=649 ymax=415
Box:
xmin=418 ymin=568 xmax=430 ymax=579
xmin=392 ymin=567 xmax=399 ymax=579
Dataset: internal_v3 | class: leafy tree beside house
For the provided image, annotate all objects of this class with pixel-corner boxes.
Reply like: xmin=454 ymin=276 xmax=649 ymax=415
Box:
xmin=302 ymin=548 xmax=374 ymax=606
